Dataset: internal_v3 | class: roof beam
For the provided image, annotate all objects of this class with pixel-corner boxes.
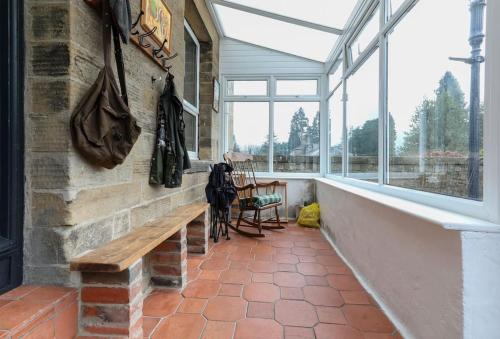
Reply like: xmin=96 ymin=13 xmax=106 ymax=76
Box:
xmin=210 ymin=0 xmax=344 ymax=35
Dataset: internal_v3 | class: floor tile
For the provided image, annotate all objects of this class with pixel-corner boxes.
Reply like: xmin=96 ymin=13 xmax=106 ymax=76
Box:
xmin=177 ymin=298 xmax=207 ymax=313
xmin=284 ymin=326 xmax=315 ymax=339
xmin=219 ymin=284 xmax=243 ymax=297
xmin=280 ymin=287 xmax=304 ymax=300
xmin=275 ymin=300 xmax=318 ymax=327
xmin=327 ymin=275 xmax=364 ymax=291
xmin=316 ymin=255 xmax=345 ymax=266
xmin=252 ymin=273 xmax=274 ymax=283
xmin=298 ymin=255 xmax=316 ymax=263
xmin=304 ymin=275 xmax=329 ymax=286
xmin=303 ymin=286 xmax=344 ymax=307
xmin=314 ymin=323 xmax=364 ymax=339
xmin=151 ymin=314 xmax=205 ymax=339
xmin=203 ymin=296 xmax=247 ymax=321
xmin=274 ymin=254 xmax=299 ymax=264
xmin=143 ymin=291 xmax=182 ymax=317
xmin=198 ymin=270 xmax=222 ymax=280
xmin=182 ymin=280 xmax=220 ymax=299
xmin=292 ymin=247 xmax=316 ymax=256
xmin=202 ymin=321 xmax=235 ymax=339
xmin=220 ymin=269 xmax=252 ymax=285
xmin=243 ymin=283 xmax=280 ymax=302
xmin=341 ymin=291 xmax=372 ymax=305
xmin=274 ymin=272 xmax=306 ymax=288
xmin=326 ymin=265 xmax=353 ymax=275
xmin=316 ymin=306 xmax=347 ymax=324
xmin=235 ymin=318 xmax=283 ymax=339
xmin=248 ymin=261 xmax=278 ymax=273
xmin=142 ymin=317 xmax=161 ymax=337
xmin=297 ymin=263 xmax=327 ymax=276
xmin=343 ymin=305 xmax=394 ymax=333
xmin=277 ymin=263 xmax=297 ymax=272
xmin=200 ymin=258 xmax=230 ymax=271
xmin=247 ymin=302 xmax=274 ymax=319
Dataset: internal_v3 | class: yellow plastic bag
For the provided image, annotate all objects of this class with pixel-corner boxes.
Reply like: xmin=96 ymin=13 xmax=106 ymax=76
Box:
xmin=297 ymin=203 xmax=320 ymax=228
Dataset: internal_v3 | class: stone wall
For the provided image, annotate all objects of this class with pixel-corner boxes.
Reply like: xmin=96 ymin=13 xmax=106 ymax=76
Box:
xmin=24 ymin=0 xmax=219 ymax=285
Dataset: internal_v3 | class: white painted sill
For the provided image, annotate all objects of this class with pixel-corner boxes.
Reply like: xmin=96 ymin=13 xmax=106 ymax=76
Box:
xmin=315 ymin=178 xmax=500 ymax=233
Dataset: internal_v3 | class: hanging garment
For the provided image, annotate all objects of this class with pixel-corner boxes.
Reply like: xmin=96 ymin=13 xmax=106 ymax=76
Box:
xmin=150 ymin=73 xmax=191 ymax=188
xmin=109 ymin=0 xmax=132 ymax=43
xmin=70 ymin=0 xmax=141 ymax=169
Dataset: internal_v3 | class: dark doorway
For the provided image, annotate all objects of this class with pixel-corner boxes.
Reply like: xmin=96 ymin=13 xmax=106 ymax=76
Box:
xmin=0 ymin=0 xmax=24 ymax=294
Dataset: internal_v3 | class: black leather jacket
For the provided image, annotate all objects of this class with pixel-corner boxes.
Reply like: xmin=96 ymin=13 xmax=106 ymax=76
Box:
xmin=149 ymin=73 xmax=191 ymax=188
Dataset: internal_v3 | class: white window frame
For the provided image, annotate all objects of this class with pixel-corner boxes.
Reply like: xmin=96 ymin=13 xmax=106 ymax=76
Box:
xmin=221 ymin=74 xmax=323 ymax=178
xmin=322 ymin=0 xmax=499 ymax=222
xmin=183 ymin=19 xmax=200 ymax=159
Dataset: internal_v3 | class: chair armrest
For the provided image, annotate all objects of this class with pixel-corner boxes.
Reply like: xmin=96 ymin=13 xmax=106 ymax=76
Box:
xmin=235 ymin=183 xmax=256 ymax=191
xmin=255 ymin=181 xmax=280 ymax=188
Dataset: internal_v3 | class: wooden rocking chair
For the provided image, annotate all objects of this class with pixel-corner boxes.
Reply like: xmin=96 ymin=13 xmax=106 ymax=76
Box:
xmin=224 ymin=152 xmax=285 ymax=237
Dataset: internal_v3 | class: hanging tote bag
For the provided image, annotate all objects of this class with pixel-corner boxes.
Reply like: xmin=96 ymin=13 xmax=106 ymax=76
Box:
xmin=70 ymin=0 xmax=141 ymax=169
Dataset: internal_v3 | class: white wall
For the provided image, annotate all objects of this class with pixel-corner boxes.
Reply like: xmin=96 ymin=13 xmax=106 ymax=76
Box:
xmin=220 ymin=38 xmax=324 ymax=75
xmin=316 ymin=179 xmax=463 ymax=339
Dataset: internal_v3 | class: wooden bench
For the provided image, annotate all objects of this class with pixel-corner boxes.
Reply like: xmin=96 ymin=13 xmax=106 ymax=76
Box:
xmin=70 ymin=202 xmax=209 ymax=338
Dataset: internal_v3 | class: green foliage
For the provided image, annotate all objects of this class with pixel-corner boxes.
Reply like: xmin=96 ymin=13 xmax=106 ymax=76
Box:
xmin=288 ymin=107 xmax=309 ymax=151
xmin=348 ymin=114 xmax=396 ymax=156
xmin=308 ymin=112 xmax=320 ymax=144
xmin=400 ymin=71 xmax=478 ymax=156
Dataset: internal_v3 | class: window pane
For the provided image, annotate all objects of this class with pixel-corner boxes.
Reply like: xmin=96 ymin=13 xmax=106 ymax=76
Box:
xmin=226 ymin=102 xmax=269 ymax=171
xmin=214 ymin=4 xmax=338 ymax=62
xmin=224 ymin=0 xmax=358 ymax=29
xmin=346 ymin=50 xmax=379 ymax=181
xmin=183 ymin=111 xmax=196 ymax=153
xmin=328 ymin=59 xmax=343 ymax=92
xmin=184 ymin=27 xmax=198 ymax=108
xmin=276 ymin=80 xmax=318 ymax=96
xmin=387 ymin=0 xmax=485 ymax=200
xmin=273 ymin=102 xmax=320 ymax=173
xmin=329 ymin=89 xmax=343 ymax=174
xmin=227 ymin=80 xmax=268 ymax=96
xmin=389 ymin=0 xmax=406 ymax=16
xmin=349 ymin=7 xmax=379 ymax=62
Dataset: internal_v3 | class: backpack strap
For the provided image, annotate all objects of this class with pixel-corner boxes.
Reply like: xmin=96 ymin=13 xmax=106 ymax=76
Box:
xmin=102 ymin=0 xmax=129 ymax=105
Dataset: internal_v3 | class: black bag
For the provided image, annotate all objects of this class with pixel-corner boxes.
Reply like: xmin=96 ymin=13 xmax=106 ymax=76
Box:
xmin=205 ymin=163 xmax=237 ymax=210
xmin=70 ymin=0 xmax=141 ymax=169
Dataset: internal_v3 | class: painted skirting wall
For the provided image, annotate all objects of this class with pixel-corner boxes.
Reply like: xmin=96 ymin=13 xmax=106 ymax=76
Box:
xmin=316 ymin=179 xmax=463 ymax=339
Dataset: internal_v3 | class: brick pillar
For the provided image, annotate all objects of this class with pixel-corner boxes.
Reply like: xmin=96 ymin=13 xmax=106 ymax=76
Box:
xmin=80 ymin=259 xmax=143 ymax=338
xmin=150 ymin=226 xmax=188 ymax=289
xmin=187 ymin=210 xmax=209 ymax=254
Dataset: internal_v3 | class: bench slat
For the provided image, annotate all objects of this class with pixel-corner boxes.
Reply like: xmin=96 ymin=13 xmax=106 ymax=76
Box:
xmin=70 ymin=202 xmax=208 ymax=272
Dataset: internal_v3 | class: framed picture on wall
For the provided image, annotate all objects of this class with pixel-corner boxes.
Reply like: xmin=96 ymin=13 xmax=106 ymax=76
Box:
xmin=213 ymin=78 xmax=220 ymax=112
xmin=141 ymin=0 xmax=172 ymax=54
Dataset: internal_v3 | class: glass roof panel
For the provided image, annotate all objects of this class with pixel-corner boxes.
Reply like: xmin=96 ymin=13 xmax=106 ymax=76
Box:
xmin=215 ymin=4 xmax=338 ymax=62
xmin=225 ymin=0 xmax=358 ymax=29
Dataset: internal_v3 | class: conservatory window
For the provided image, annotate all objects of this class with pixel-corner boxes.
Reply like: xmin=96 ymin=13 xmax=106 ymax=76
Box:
xmin=328 ymin=88 xmax=344 ymax=175
xmin=214 ymin=4 xmax=337 ymax=62
xmin=387 ymin=0 xmax=485 ymax=200
xmin=348 ymin=6 xmax=380 ymax=63
xmin=276 ymin=80 xmax=318 ymax=96
xmin=346 ymin=49 xmax=379 ymax=182
xmin=273 ymin=102 xmax=320 ymax=173
xmin=226 ymin=101 xmax=270 ymax=172
xmin=328 ymin=59 xmax=343 ymax=93
xmin=226 ymin=80 xmax=268 ymax=96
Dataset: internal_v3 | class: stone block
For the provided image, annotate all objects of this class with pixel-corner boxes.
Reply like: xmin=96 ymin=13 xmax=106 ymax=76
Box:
xmin=130 ymin=196 xmax=172 ymax=229
xmin=31 ymin=42 xmax=70 ymax=76
xmin=30 ymin=4 xmax=70 ymax=40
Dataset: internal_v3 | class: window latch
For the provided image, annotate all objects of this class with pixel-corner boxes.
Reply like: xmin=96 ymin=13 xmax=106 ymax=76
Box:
xmin=449 ymin=56 xmax=485 ymax=64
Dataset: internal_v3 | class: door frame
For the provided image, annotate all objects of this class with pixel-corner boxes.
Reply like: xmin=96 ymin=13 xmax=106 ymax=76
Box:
xmin=0 ymin=0 xmax=24 ymax=294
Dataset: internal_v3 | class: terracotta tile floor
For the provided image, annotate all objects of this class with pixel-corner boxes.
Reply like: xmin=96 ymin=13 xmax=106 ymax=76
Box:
xmin=143 ymin=223 xmax=402 ymax=339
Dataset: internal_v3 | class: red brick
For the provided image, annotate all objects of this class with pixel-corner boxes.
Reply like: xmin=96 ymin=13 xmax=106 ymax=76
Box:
xmin=81 ymin=287 xmax=130 ymax=304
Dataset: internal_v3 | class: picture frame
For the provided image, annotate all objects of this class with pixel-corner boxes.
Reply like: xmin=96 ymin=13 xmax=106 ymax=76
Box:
xmin=141 ymin=0 xmax=173 ymax=55
xmin=213 ymin=78 xmax=220 ymax=112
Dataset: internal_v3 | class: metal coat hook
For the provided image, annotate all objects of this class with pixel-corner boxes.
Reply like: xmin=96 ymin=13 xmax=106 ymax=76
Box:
xmin=162 ymin=52 xmax=178 ymax=61
xmin=139 ymin=26 xmax=157 ymax=48
xmin=153 ymin=39 xmax=167 ymax=59
xmin=131 ymin=11 xmax=144 ymax=35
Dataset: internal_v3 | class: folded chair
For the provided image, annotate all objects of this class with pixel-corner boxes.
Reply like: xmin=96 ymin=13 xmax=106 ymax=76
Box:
xmin=224 ymin=152 xmax=285 ymax=237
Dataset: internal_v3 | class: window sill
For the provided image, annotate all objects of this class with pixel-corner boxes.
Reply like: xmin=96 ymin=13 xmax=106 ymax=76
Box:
xmin=185 ymin=160 xmax=211 ymax=174
xmin=255 ymin=172 xmax=322 ymax=180
xmin=316 ymin=177 xmax=500 ymax=233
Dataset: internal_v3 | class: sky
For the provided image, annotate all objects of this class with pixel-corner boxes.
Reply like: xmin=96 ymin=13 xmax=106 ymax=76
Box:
xmin=224 ymin=0 xmax=487 ymax=154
